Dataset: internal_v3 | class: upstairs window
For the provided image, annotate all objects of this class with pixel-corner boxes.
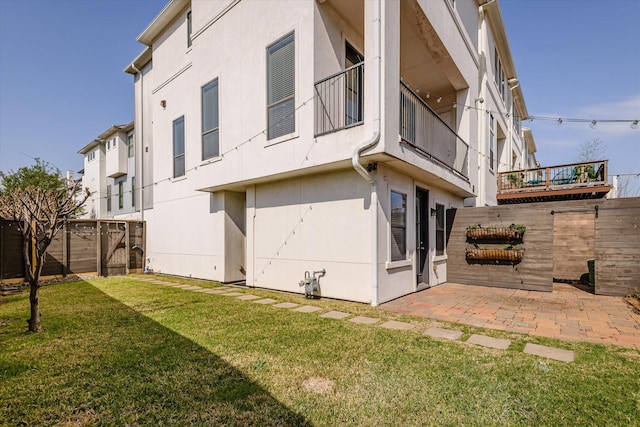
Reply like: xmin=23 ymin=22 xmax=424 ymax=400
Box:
xmin=87 ymin=151 xmax=95 ymax=162
xmin=201 ymin=78 xmax=219 ymax=160
xmin=187 ymin=11 xmax=192 ymax=47
xmin=267 ymin=32 xmax=295 ymax=140
xmin=489 ymin=114 xmax=495 ymax=171
xmin=131 ymin=176 xmax=136 ymax=208
xmin=173 ymin=116 xmax=185 ymax=178
xmin=127 ymin=134 xmax=135 ymax=158
xmin=106 ymin=185 xmax=112 ymax=212
xmin=118 ymin=181 xmax=124 ymax=209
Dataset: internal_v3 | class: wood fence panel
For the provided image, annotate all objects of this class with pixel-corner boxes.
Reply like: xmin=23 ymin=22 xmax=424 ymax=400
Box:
xmin=68 ymin=221 xmax=98 ymax=274
xmin=447 ymin=204 xmax=554 ymax=292
xmin=594 ymin=198 xmax=640 ymax=295
xmin=1 ymin=219 xmax=144 ymax=282
xmin=129 ymin=222 xmax=145 ymax=271
xmin=42 ymin=232 xmax=65 ymax=277
xmin=552 ymin=212 xmax=595 ymax=282
xmin=0 ymin=220 xmax=25 ymax=280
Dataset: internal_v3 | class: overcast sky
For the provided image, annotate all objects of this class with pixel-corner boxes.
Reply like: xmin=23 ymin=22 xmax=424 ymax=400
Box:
xmin=1 ymin=0 xmax=638 ymax=189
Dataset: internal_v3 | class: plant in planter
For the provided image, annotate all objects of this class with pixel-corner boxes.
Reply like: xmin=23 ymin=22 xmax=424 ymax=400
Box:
xmin=506 ymin=173 xmax=524 ymax=189
xmin=466 ymin=224 xmax=526 ymax=240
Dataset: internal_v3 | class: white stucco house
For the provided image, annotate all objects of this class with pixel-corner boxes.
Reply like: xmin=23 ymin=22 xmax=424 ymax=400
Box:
xmin=80 ymin=0 xmax=537 ymax=305
xmin=78 ymin=122 xmax=139 ymax=220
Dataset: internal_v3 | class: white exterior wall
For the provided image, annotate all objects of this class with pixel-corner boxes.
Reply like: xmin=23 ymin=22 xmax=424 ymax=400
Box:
xmin=81 ymin=145 xmax=106 ymax=218
xmin=120 ymin=0 xmax=536 ymax=303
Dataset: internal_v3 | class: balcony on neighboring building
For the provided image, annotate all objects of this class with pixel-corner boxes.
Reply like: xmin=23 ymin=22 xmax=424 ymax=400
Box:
xmin=497 ymin=160 xmax=611 ymax=204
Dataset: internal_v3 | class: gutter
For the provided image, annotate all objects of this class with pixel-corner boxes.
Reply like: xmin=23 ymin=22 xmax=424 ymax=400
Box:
xmin=130 ymin=63 xmax=145 ymax=222
xmin=351 ymin=0 xmax=381 ymax=306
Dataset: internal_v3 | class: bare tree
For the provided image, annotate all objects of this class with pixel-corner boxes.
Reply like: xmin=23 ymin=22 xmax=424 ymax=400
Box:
xmin=577 ymin=137 xmax=606 ymax=162
xmin=0 ymin=160 xmax=89 ymax=332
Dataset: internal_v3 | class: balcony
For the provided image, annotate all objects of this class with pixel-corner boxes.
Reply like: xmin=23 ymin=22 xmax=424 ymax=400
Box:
xmin=314 ymin=62 xmax=364 ymax=137
xmin=497 ymin=160 xmax=611 ymax=204
xmin=399 ymin=81 xmax=469 ymax=178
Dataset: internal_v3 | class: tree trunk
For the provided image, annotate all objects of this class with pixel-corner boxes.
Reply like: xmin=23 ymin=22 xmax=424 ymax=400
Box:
xmin=28 ymin=281 xmax=41 ymax=332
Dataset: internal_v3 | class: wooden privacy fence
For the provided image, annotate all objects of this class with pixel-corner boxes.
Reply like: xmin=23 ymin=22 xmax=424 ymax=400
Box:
xmin=447 ymin=198 xmax=640 ymax=296
xmin=0 ymin=219 xmax=145 ymax=283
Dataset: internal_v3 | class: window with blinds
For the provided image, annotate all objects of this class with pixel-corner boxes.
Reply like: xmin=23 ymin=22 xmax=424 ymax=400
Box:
xmin=201 ymin=78 xmax=219 ymax=160
xmin=173 ymin=116 xmax=185 ymax=178
xmin=267 ymin=32 xmax=295 ymax=140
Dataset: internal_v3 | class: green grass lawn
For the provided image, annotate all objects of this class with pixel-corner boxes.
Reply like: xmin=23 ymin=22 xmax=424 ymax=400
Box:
xmin=1 ymin=276 xmax=639 ymax=426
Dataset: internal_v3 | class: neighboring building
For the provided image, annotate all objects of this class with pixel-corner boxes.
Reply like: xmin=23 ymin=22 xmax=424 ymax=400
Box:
xmin=78 ymin=122 xmax=139 ymax=219
xmin=109 ymin=0 xmax=535 ymax=305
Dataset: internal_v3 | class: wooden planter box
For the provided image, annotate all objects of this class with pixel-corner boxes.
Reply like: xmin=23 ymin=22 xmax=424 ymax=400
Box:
xmin=466 ymin=248 xmax=524 ymax=262
xmin=466 ymin=227 xmax=523 ymax=241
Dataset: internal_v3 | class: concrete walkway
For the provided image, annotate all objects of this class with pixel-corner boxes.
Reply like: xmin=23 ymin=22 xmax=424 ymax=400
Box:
xmin=380 ymin=283 xmax=640 ymax=349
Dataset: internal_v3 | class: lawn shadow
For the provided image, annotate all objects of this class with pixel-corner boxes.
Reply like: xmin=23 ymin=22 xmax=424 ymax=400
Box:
xmin=1 ymin=280 xmax=311 ymax=426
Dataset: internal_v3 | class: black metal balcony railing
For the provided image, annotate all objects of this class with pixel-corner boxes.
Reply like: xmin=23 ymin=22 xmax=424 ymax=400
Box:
xmin=400 ymin=81 xmax=469 ymax=178
xmin=497 ymin=160 xmax=609 ymax=194
xmin=314 ymin=62 xmax=364 ymax=137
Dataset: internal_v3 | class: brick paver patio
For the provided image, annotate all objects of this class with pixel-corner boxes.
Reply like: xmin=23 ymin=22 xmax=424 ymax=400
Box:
xmin=381 ymin=283 xmax=640 ymax=349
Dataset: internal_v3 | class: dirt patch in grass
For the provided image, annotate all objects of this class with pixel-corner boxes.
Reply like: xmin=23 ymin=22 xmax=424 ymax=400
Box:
xmin=302 ymin=376 xmax=335 ymax=394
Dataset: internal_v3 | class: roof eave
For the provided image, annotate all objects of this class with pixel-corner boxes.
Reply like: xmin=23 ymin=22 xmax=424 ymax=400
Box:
xmin=137 ymin=0 xmax=189 ymax=46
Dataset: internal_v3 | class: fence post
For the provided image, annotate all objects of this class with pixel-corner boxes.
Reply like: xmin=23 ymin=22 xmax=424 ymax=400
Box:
xmin=96 ymin=221 xmax=102 ymax=277
xmin=62 ymin=221 xmax=68 ymax=277
xmin=125 ymin=221 xmax=130 ymax=275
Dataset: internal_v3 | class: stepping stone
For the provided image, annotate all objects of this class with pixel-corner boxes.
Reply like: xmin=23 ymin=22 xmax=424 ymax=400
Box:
xmin=203 ymin=288 xmax=230 ymax=294
xmin=423 ymin=327 xmax=463 ymax=340
xmin=173 ymin=284 xmax=197 ymax=289
xmin=182 ymin=286 xmax=204 ymax=290
xmin=273 ymin=302 xmax=298 ymax=309
xmin=320 ymin=311 xmax=351 ymax=319
xmin=466 ymin=334 xmax=511 ymax=350
xmin=237 ymin=295 xmax=261 ymax=301
xmin=524 ymin=343 xmax=574 ymax=362
xmin=194 ymin=289 xmax=212 ymax=293
xmin=221 ymin=292 xmax=244 ymax=297
xmin=380 ymin=320 xmax=414 ymax=330
xmin=349 ymin=316 xmax=380 ymax=325
xmin=254 ymin=298 xmax=278 ymax=305
xmin=294 ymin=305 xmax=322 ymax=313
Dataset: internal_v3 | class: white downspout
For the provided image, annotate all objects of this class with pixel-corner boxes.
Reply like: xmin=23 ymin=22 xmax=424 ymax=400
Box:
xmin=131 ymin=63 xmax=144 ymax=221
xmin=352 ymin=0 xmax=381 ymax=306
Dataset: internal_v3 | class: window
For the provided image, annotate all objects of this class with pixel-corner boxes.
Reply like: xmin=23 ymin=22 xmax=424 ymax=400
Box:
xmin=494 ymin=48 xmax=507 ymax=104
xmin=118 ymin=181 xmax=124 ymax=209
xmin=173 ymin=116 xmax=185 ymax=178
xmin=87 ymin=151 xmax=95 ymax=162
xmin=113 ymin=137 xmax=117 ymax=148
xmin=107 ymin=139 xmax=110 ymax=150
xmin=390 ymin=191 xmax=407 ymax=261
xmin=267 ymin=32 xmax=295 ymax=140
xmin=435 ymin=203 xmax=445 ymax=256
xmin=106 ymin=185 xmax=112 ymax=212
xmin=201 ymin=78 xmax=219 ymax=159
xmin=345 ymin=42 xmax=363 ymax=125
xmin=187 ymin=11 xmax=192 ymax=47
xmin=131 ymin=176 xmax=136 ymax=208
xmin=127 ymin=134 xmax=135 ymax=158
xmin=489 ymin=114 xmax=495 ymax=171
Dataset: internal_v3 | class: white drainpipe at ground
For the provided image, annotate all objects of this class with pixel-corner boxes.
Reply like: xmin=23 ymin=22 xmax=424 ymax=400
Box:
xmin=351 ymin=0 xmax=381 ymax=307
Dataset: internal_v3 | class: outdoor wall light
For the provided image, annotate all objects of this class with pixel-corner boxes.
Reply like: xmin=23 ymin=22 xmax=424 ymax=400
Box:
xmin=430 ymin=208 xmax=437 ymax=216
xmin=160 ymin=100 xmax=167 ymax=108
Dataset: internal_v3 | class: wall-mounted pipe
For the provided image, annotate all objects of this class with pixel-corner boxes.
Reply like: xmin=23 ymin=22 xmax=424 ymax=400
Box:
xmin=351 ymin=0 xmax=381 ymax=307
